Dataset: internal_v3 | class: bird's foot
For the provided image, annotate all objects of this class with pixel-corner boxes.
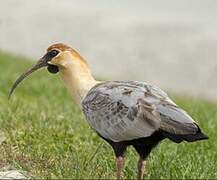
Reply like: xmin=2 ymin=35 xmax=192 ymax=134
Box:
xmin=137 ymin=158 xmax=146 ymax=180
xmin=116 ymin=156 xmax=125 ymax=179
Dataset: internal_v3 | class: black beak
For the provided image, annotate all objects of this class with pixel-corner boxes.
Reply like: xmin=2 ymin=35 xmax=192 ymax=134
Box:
xmin=9 ymin=57 xmax=48 ymax=99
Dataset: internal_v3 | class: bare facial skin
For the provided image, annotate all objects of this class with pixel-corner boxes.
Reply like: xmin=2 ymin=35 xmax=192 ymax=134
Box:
xmin=9 ymin=49 xmax=59 ymax=99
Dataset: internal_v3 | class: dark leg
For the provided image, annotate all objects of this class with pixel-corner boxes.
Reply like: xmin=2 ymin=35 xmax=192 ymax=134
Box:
xmin=98 ymin=135 xmax=128 ymax=179
xmin=133 ymin=144 xmax=154 ymax=180
xmin=110 ymin=142 xmax=128 ymax=180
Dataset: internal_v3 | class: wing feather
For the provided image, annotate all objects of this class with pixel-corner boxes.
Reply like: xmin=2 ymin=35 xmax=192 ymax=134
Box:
xmin=82 ymin=81 xmax=199 ymax=142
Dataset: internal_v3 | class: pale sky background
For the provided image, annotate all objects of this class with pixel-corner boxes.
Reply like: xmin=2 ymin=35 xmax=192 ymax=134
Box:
xmin=1 ymin=0 xmax=217 ymax=100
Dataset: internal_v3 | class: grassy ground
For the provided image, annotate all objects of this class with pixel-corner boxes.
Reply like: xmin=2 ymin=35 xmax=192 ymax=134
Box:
xmin=0 ymin=51 xmax=216 ymax=179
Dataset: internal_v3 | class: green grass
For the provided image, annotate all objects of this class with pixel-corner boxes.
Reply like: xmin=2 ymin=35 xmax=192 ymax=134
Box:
xmin=0 ymin=51 xmax=216 ymax=179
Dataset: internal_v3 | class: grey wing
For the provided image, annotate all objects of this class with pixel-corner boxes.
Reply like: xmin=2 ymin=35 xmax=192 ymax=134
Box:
xmin=142 ymin=83 xmax=199 ymax=135
xmin=82 ymin=81 xmax=198 ymax=142
xmin=157 ymin=103 xmax=198 ymax=134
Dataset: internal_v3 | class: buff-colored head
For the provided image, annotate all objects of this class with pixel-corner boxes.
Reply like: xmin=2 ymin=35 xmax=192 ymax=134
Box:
xmin=46 ymin=43 xmax=88 ymax=71
xmin=9 ymin=43 xmax=90 ymax=98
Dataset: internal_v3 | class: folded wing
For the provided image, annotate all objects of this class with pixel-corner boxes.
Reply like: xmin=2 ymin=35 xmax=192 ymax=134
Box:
xmin=82 ymin=81 xmax=204 ymax=142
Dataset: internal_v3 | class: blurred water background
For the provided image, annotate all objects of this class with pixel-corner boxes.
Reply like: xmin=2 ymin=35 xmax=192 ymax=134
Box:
xmin=1 ymin=0 xmax=217 ymax=100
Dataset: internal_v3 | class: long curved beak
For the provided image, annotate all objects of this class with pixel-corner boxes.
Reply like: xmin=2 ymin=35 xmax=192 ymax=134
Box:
xmin=8 ymin=57 xmax=47 ymax=99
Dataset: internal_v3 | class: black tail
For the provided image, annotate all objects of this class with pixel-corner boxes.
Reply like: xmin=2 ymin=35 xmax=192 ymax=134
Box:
xmin=162 ymin=130 xmax=208 ymax=143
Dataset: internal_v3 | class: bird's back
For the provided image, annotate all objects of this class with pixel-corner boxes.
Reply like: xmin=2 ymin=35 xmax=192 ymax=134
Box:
xmin=82 ymin=81 xmax=208 ymax=142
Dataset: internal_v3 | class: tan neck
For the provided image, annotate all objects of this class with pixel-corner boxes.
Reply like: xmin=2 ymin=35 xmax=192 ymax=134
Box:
xmin=59 ymin=63 xmax=98 ymax=106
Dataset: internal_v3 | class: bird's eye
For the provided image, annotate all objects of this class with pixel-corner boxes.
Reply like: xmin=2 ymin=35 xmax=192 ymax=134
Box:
xmin=49 ymin=50 xmax=59 ymax=57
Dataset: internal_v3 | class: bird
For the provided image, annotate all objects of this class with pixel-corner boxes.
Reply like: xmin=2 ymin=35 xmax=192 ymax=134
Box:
xmin=9 ymin=43 xmax=208 ymax=179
